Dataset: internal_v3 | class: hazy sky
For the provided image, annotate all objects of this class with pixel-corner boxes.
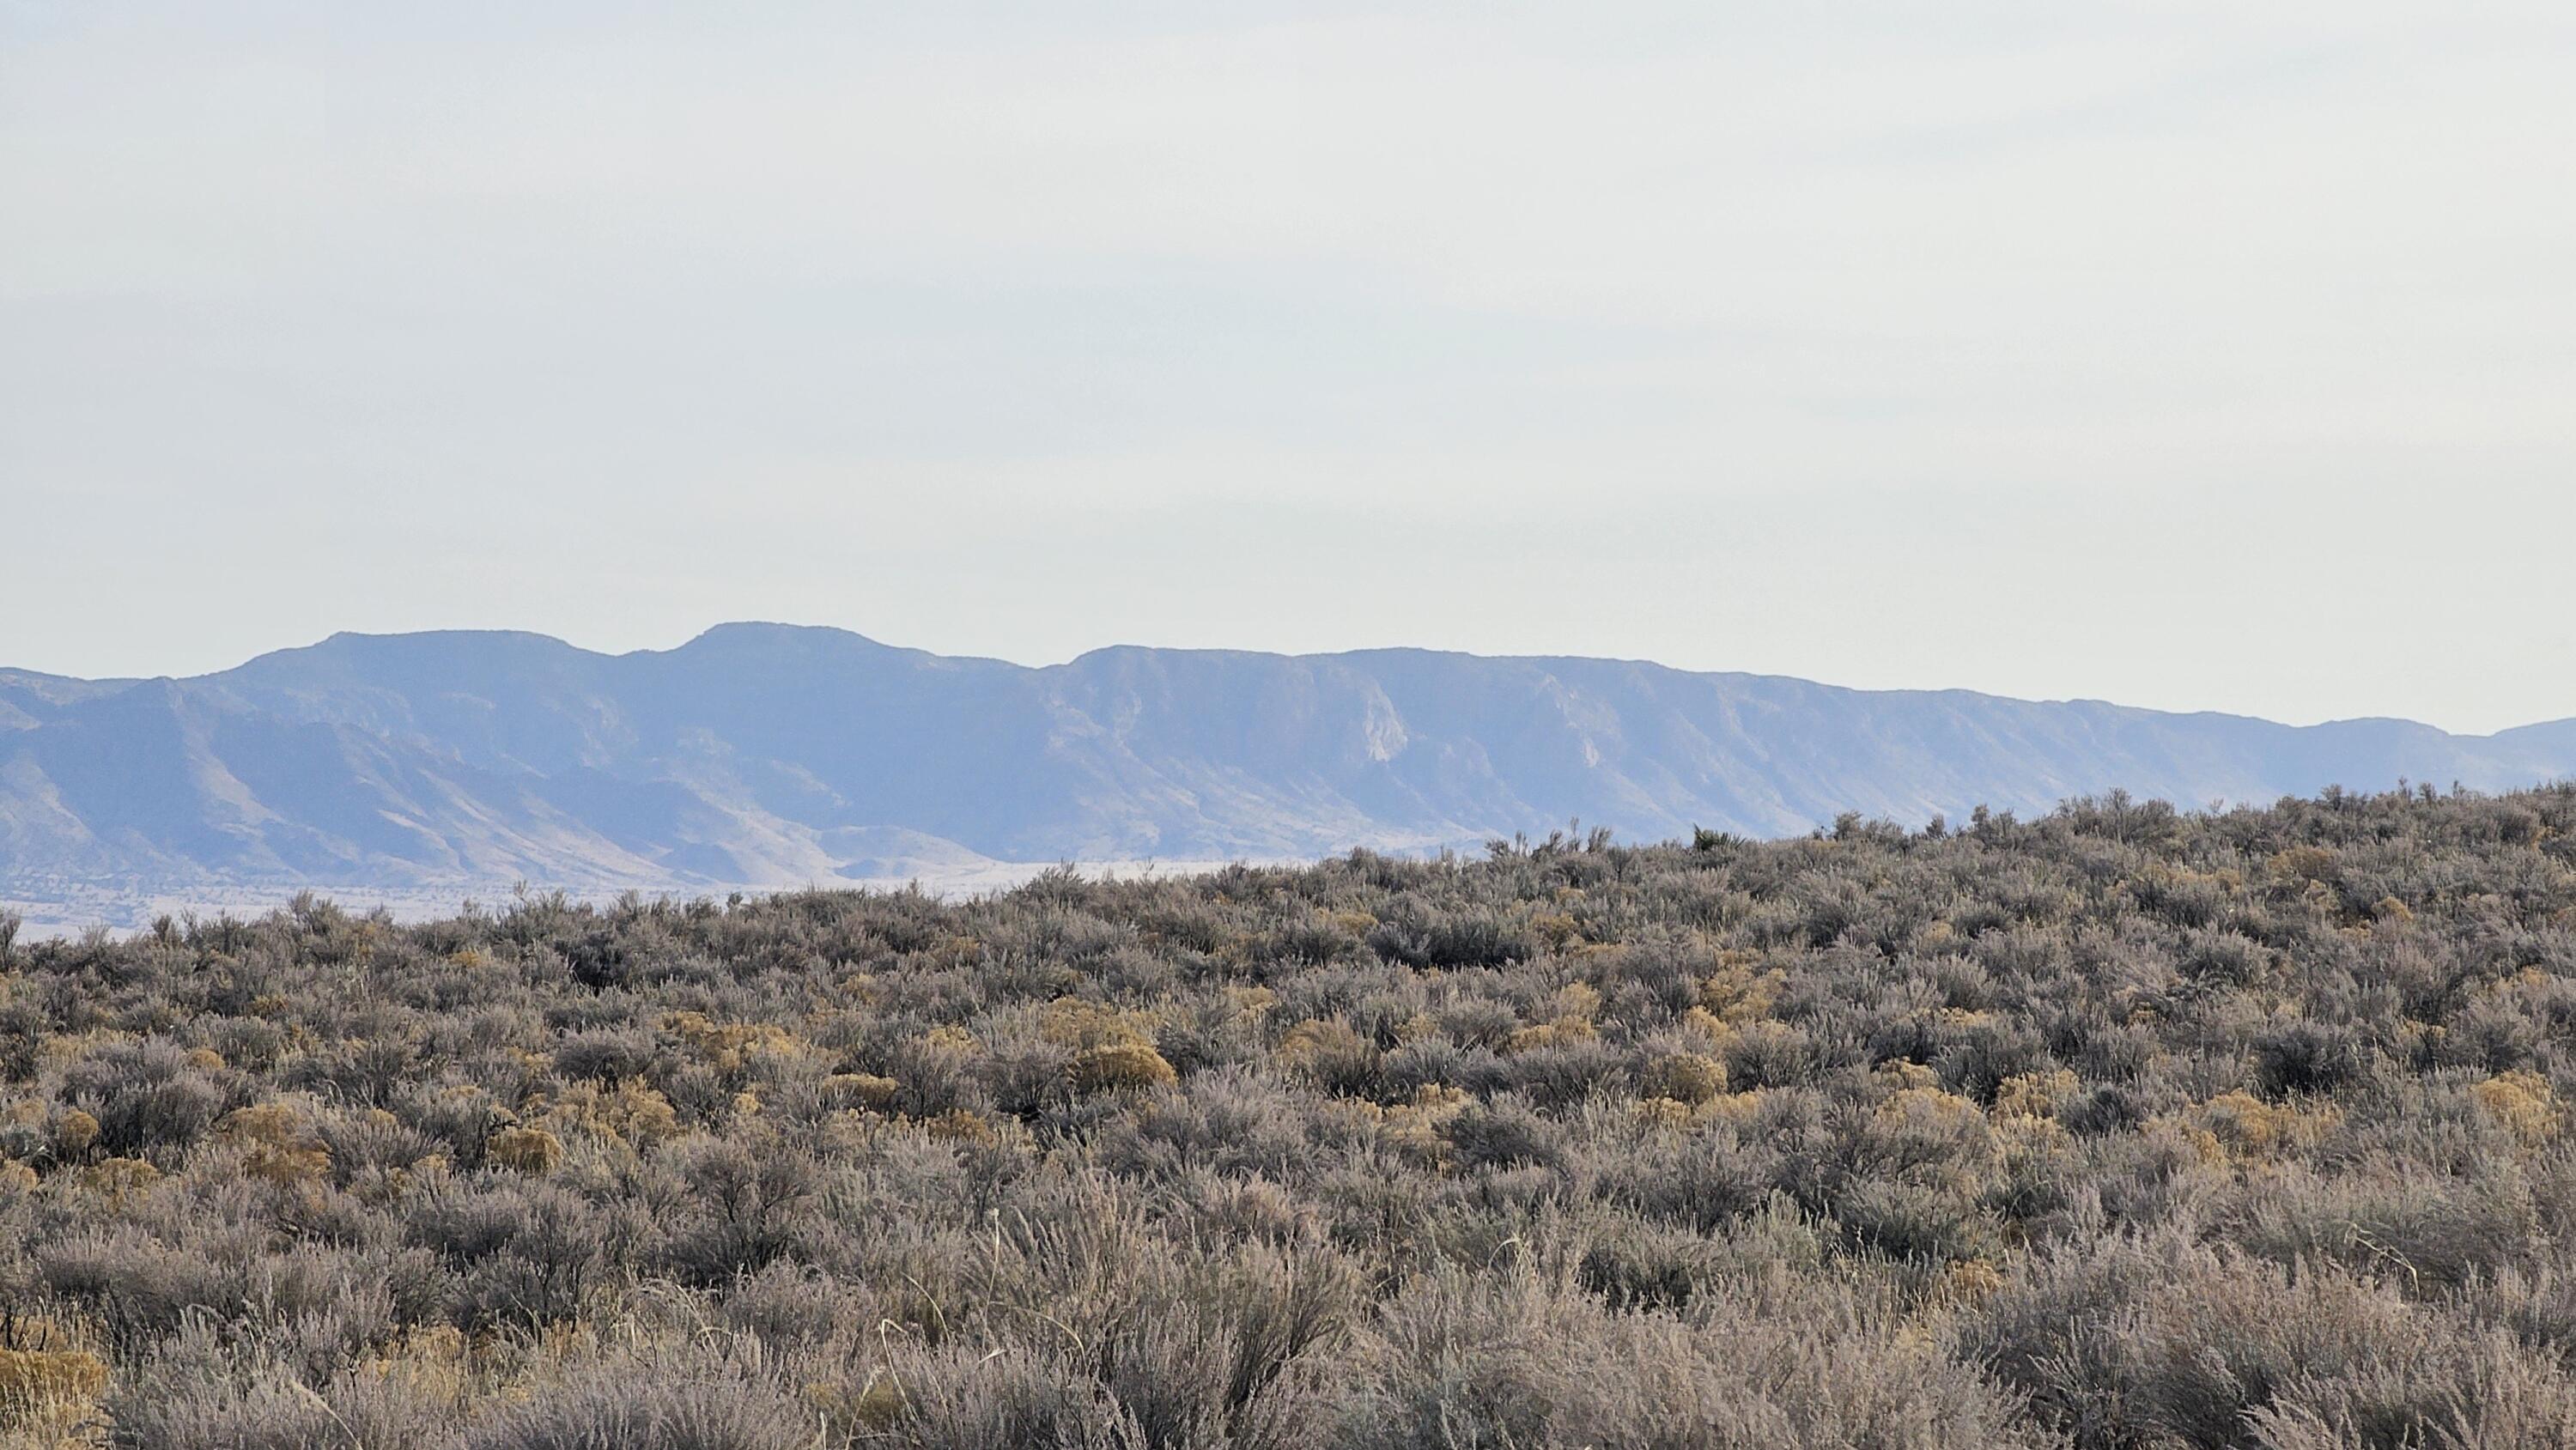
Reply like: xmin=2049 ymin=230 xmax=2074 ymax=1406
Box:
xmin=5 ymin=3 xmax=2572 ymax=733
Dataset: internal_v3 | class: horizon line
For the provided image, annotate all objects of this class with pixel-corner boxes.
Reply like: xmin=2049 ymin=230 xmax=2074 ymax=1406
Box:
xmin=7 ymin=619 xmax=2571 ymax=742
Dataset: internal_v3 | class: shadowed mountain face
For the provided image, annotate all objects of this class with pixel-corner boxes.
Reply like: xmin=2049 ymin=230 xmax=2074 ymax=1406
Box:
xmin=4 ymin=623 xmax=2572 ymax=895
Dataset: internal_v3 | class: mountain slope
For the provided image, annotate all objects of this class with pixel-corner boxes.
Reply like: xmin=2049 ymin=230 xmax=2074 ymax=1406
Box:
xmin=4 ymin=624 xmax=2571 ymax=898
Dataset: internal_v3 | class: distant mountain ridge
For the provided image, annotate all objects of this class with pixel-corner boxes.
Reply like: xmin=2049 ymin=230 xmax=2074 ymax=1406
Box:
xmin=5 ymin=623 xmax=2573 ymax=902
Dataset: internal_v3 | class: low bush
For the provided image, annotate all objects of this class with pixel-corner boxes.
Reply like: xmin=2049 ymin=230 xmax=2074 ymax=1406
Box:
xmin=0 ymin=785 xmax=2569 ymax=1445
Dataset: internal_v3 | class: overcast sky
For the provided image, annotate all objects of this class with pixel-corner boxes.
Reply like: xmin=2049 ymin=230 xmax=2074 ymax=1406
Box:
xmin=4 ymin=2 xmax=2572 ymax=733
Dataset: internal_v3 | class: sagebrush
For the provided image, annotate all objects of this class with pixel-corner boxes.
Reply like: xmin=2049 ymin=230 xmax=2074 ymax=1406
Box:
xmin=4 ymin=785 xmax=2576 ymax=1447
